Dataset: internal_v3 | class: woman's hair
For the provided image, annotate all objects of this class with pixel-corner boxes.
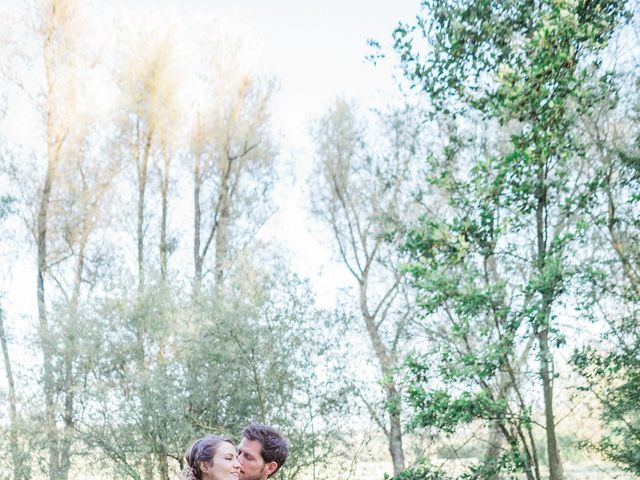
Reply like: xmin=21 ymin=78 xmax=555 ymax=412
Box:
xmin=182 ymin=435 xmax=235 ymax=480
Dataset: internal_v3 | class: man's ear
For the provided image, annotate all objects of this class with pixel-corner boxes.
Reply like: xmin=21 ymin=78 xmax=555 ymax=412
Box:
xmin=265 ymin=461 xmax=278 ymax=477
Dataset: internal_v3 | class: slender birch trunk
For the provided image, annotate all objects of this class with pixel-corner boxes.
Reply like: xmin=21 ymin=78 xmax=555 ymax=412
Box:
xmin=536 ymin=164 xmax=563 ymax=480
xmin=0 ymin=306 xmax=27 ymax=480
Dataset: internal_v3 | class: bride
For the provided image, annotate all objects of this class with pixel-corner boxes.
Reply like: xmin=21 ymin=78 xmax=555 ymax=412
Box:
xmin=182 ymin=435 xmax=240 ymax=480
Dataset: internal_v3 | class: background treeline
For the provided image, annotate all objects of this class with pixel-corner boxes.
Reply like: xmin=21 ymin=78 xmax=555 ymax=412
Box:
xmin=0 ymin=2 xmax=354 ymax=479
xmin=0 ymin=1 xmax=639 ymax=480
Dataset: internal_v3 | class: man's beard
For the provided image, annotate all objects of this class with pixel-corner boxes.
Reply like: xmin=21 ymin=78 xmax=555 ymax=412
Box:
xmin=239 ymin=471 xmax=264 ymax=480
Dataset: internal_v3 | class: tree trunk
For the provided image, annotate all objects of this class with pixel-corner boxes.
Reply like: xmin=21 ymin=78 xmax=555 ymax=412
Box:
xmin=144 ymin=462 xmax=154 ymax=480
xmin=538 ymin=327 xmax=563 ymax=480
xmin=388 ymin=389 xmax=405 ymax=475
xmin=536 ymin=163 xmax=563 ymax=480
xmin=158 ymin=452 xmax=169 ymax=480
xmin=59 ymin=388 xmax=73 ymax=480
xmin=484 ymin=421 xmax=503 ymax=463
xmin=160 ymin=147 xmax=170 ymax=282
xmin=359 ymin=281 xmax=405 ymax=475
xmin=38 ymin=4 xmax=72 ymax=477
xmin=60 ymin=304 xmax=76 ymax=480
xmin=137 ymin=128 xmax=152 ymax=295
xmin=193 ymin=153 xmax=203 ymax=297
xmin=214 ymin=194 xmax=229 ymax=290
xmin=38 ymin=134 xmax=60 ymax=480
xmin=214 ymin=157 xmax=232 ymax=291
xmin=0 ymin=306 xmax=27 ymax=480
xmin=58 ymin=233 xmax=87 ymax=480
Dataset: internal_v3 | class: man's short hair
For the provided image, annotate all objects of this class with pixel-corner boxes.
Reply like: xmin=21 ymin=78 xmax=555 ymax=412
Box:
xmin=241 ymin=423 xmax=289 ymax=476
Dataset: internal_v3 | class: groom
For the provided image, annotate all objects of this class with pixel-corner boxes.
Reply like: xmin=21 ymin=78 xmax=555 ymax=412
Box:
xmin=238 ymin=423 xmax=289 ymax=480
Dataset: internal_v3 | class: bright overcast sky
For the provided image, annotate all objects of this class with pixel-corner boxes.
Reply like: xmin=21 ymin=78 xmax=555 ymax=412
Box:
xmin=106 ymin=0 xmax=420 ymax=132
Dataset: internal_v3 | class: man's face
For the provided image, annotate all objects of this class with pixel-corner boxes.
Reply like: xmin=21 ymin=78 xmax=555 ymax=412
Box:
xmin=238 ymin=438 xmax=276 ymax=480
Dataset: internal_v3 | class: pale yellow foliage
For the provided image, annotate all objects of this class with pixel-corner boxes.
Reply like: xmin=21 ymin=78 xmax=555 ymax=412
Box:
xmin=115 ymin=19 xmax=182 ymax=145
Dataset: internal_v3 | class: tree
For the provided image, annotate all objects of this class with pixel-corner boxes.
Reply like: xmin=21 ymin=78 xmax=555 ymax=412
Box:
xmin=2 ymin=2 xmax=124 ymax=478
xmin=189 ymin=36 xmax=277 ymax=297
xmin=189 ymin=265 xmax=352 ymax=480
xmin=79 ymin=257 xmax=349 ymax=480
xmin=114 ymin=24 xmax=181 ymax=294
xmin=24 ymin=2 xmax=88 ymax=477
xmin=0 ymin=20 xmax=25 ymax=475
xmin=102 ymin=26 xmax=184 ymax=479
xmin=36 ymin=3 xmax=73 ymax=474
xmin=571 ymin=20 xmax=640 ymax=473
xmin=402 ymin=115 xmax=550 ymax=480
xmin=310 ymin=97 xmax=424 ymax=475
xmin=394 ymin=0 xmax=629 ymax=478
xmin=0 ymin=304 xmax=27 ymax=480
xmin=78 ymin=281 xmax=188 ymax=480
xmin=0 ymin=195 xmax=29 ymax=480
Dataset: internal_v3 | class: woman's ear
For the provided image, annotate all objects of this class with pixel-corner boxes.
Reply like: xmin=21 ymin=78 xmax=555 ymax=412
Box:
xmin=200 ymin=461 xmax=211 ymax=475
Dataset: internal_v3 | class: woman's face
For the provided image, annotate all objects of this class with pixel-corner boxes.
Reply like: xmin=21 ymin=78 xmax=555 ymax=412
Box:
xmin=202 ymin=441 xmax=240 ymax=480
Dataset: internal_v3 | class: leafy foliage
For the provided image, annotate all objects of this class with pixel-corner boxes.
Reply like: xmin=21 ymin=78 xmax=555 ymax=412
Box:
xmin=573 ymin=336 xmax=640 ymax=475
xmin=384 ymin=462 xmax=450 ymax=480
xmin=393 ymin=0 xmax=631 ymax=479
xmin=570 ymin=59 xmax=640 ymax=475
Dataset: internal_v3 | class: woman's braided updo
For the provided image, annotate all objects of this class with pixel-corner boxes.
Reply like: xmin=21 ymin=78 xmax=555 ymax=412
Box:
xmin=182 ymin=435 xmax=235 ymax=480
xmin=181 ymin=465 xmax=197 ymax=480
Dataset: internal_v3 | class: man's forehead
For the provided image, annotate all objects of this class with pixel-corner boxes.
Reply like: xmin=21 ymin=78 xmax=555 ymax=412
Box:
xmin=239 ymin=438 xmax=263 ymax=457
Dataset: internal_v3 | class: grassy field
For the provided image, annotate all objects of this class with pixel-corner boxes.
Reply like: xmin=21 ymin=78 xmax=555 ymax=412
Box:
xmin=301 ymin=430 xmax=636 ymax=480
xmin=303 ymin=459 xmax=634 ymax=480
